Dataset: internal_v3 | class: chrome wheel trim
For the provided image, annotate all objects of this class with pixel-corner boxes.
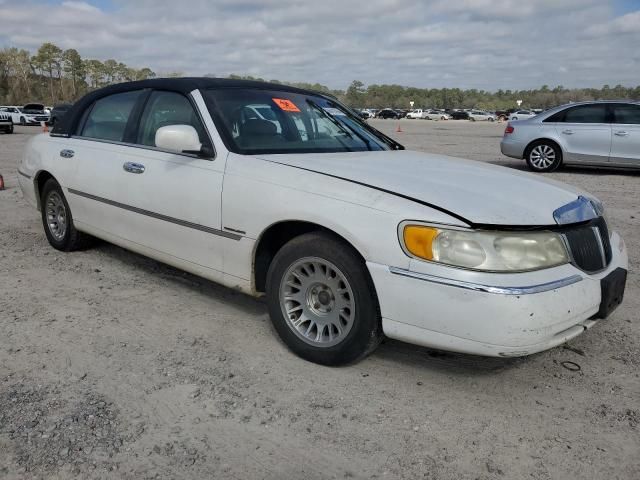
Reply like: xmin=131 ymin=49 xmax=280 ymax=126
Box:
xmin=45 ymin=191 xmax=67 ymax=240
xmin=279 ymin=257 xmax=355 ymax=348
xmin=530 ymin=144 xmax=556 ymax=169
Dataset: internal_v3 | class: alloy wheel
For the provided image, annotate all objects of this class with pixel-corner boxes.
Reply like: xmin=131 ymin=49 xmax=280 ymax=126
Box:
xmin=529 ymin=144 xmax=556 ymax=169
xmin=279 ymin=257 xmax=355 ymax=348
xmin=45 ymin=191 xmax=67 ymax=240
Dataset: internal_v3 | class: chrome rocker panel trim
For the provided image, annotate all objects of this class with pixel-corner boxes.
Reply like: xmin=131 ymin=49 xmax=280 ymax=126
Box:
xmin=388 ymin=267 xmax=583 ymax=295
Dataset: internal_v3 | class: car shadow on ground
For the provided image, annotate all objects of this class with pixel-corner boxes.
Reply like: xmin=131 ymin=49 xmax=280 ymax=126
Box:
xmin=91 ymin=241 xmax=266 ymax=317
xmin=491 ymin=158 xmax=640 ymax=177
xmin=373 ymin=338 xmax=526 ymax=374
xmin=88 ymin=239 xmax=531 ymax=374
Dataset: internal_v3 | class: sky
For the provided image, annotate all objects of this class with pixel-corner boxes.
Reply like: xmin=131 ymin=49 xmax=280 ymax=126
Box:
xmin=0 ymin=0 xmax=639 ymax=91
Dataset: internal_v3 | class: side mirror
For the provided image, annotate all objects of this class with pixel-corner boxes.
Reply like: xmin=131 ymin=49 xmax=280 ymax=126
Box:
xmin=155 ymin=124 xmax=203 ymax=155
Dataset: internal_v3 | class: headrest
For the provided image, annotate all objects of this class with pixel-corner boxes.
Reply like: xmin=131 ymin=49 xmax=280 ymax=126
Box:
xmin=241 ymin=119 xmax=277 ymax=136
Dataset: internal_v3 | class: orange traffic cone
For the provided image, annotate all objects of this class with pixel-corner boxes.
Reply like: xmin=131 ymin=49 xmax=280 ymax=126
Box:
xmin=396 ymin=123 xmax=403 ymax=133
xmin=0 ymin=174 xmax=5 ymax=191
xmin=41 ymin=121 xmax=49 ymax=133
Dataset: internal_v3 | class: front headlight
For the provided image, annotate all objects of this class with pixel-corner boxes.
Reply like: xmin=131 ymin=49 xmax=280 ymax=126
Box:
xmin=401 ymin=224 xmax=569 ymax=272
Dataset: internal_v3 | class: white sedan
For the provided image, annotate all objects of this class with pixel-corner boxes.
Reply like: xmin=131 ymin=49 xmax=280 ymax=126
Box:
xmin=468 ymin=110 xmax=496 ymax=121
xmin=18 ymin=78 xmax=628 ymax=365
xmin=509 ymin=110 xmax=537 ymax=121
xmin=425 ymin=109 xmax=451 ymax=120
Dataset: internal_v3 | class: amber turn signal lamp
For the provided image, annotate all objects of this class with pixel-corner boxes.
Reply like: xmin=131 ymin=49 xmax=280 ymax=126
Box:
xmin=403 ymin=226 xmax=439 ymax=260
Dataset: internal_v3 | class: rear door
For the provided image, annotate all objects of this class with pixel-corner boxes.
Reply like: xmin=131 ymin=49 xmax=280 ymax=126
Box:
xmin=554 ymin=104 xmax=611 ymax=164
xmin=609 ymin=103 xmax=640 ymax=166
xmin=64 ymin=89 xmax=147 ymax=241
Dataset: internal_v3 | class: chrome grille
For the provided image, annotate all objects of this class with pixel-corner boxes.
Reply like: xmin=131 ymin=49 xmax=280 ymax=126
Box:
xmin=562 ymin=217 xmax=611 ymax=273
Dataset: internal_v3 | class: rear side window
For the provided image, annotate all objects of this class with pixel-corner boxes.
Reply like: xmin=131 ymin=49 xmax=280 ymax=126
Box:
xmin=612 ymin=104 xmax=640 ymax=124
xmin=136 ymin=91 xmax=210 ymax=148
xmin=81 ymin=90 xmax=143 ymax=142
xmin=562 ymin=105 xmax=607 ymax=123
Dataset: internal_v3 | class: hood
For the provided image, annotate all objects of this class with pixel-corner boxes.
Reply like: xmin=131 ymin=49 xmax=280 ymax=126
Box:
xmin=258 ymin=150 xmax=583 ymax=226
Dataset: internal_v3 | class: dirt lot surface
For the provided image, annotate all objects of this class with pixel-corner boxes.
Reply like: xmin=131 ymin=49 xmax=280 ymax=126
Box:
xmin=1 ymin=121 xmax=638 ymax=479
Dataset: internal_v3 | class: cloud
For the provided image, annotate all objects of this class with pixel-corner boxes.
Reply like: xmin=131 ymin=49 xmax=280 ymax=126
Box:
xmin=0 ymin=0 xmax=638 ymax=90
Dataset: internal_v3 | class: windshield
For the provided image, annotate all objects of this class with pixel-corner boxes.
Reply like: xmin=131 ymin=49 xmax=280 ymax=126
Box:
xmin=205 ymin=88 xmax=401 ymax=154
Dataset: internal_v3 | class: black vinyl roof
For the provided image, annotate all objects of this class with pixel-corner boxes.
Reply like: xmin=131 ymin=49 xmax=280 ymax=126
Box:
xmin=51 ymin=77 xmax=322 ymax=137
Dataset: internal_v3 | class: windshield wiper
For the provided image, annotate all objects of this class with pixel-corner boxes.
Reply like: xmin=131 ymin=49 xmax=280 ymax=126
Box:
xmin=306 ymin=100 xmax=373 ymax=151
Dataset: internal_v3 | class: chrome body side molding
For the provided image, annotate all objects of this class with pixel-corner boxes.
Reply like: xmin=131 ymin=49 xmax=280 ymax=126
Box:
xmin=388 ymin=267 xmax=582 ymax=295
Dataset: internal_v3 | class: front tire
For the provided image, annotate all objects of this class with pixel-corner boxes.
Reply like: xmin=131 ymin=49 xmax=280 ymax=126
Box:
xmin=20 ymin=116 xmax=26 ymax=126
xmin=40 ymin=178 xmax=92 ymax=251
xmin=525 ymin=140 xmax=562 ymax=172
xmin=266 ymin=232 xmax=382 ymax=366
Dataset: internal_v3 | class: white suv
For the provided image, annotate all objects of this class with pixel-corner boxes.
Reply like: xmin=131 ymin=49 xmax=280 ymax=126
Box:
xmin=406 ymin=109 xmax=427 ymax=119
xmin=0 ymin=104 xmax=50 ymax=125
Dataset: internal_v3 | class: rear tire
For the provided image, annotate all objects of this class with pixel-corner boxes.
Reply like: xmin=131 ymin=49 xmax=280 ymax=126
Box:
xmin=266 ymin=232 xmax=382 ymax=366
xmin=20 ymin=117 xmax=26 ymax=126
xmin=40 ymin=178 xmax=92 ymax=251
xmin=525 ymin=140 xmax=562 ymax=172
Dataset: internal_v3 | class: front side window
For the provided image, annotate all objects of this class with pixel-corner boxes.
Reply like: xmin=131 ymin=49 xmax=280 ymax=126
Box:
xmin=562 ymin=105 xmax=607 ymax=124
xmin=612 ymin=104 xmax=640 ymax=124
xmin=81 ymin=90 xmax=143 ymax=142
xmin=205 ymin=88 xmax=398 ymax=154
xmin=136 ymin=91 xmax=210 ymax=148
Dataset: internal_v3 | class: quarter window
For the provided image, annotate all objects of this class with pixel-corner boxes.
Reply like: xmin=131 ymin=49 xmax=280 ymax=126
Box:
xmin=612 ymin=104 xmax=640 ymax=124
xmin=81 ymin=90 xmax=143 ymax=142
xmin=136 ymin=91 xmax=210 ymax=148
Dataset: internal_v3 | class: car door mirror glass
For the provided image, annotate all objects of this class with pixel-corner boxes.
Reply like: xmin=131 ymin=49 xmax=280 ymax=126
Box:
xmin=155 ymin=124 xmax=202 ymax=154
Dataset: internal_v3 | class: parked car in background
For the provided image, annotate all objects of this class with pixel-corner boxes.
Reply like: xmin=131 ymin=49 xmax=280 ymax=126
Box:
xmin=406 ymin=109 xmax=427 ymax=119
xmin=509 ymin=110 xmax=537 ymax=121
xmin=0 ymin=110 xmax=13 ymax=133
xmin=425 ymin=110 xmax=451 ymax=120
xmin=376 ymin=108 xmax=400 ymax=119
xmin=18 ymin=78 xmax=627 ymax=365
xmin=501 ymin=100 xmax=640 ymax=172
xmin=450 ymin=111 xmax=470 ymax=120
xmin=468 ymin=110 xmax=496 ymax=122
xmin=495 ymin=110 xmax=515 ymax=121
xmin=0 ymin=104 xmax=50 ymax=125
xmin=0 ymin=106 xmax=22 ymax=124
xmin=48 ymin=103 xmax=73 ymax=126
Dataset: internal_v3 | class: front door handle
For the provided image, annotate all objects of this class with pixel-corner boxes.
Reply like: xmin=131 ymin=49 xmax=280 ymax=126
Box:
xmin=614 ymin=131 xmax=629 ymax=137
xmin=561 ymin=129 xmax=574 ymax=135
xmin=123 ymin=162 xmax=145 ymax=174
xmin=60 ymin=149 xmax=74 ymax=158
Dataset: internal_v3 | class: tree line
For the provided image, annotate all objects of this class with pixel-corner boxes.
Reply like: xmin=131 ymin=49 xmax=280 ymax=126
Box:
xmin=2 ymin=42 xmax=639 ymax=111
xmin=342 ymin=80 xmax=640 ymax=111
xmin=0 ymin=42 xmax=156 ymax=105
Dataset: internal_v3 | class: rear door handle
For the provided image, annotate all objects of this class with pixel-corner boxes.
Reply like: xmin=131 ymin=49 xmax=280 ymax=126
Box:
xmin=123 ymin=162 xmax=145 ymax=174
xmin=614 ymin=131 xmax=629 ymax=137
xmin=561 ymin=129 xmax=574 ymax=135
xmin=60 ymin=149 xmax=74 ymax=158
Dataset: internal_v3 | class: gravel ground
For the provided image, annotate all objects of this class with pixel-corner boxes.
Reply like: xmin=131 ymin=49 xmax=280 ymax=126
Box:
xmin=0 ymin=122 xmax=638 ymax=479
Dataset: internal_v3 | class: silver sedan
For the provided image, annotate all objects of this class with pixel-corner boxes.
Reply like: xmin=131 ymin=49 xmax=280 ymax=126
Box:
xmin=501 ymin=100 xmax=640 ymax=172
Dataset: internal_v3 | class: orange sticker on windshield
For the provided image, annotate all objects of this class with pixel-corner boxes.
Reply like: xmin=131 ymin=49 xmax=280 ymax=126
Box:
xmin=272 ymin=98 xmax=300 ymax=112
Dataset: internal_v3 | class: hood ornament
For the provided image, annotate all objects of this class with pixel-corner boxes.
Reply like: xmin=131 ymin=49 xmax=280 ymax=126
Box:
xmin=553 ymin=196 xmax=601 ymax=225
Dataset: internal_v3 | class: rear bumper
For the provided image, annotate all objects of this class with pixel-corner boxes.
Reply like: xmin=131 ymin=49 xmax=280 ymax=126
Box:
xmin=367 ymin=231 xmax=628 ymax=357
xmin=500 ymin=137 xmax=525 ymax=159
